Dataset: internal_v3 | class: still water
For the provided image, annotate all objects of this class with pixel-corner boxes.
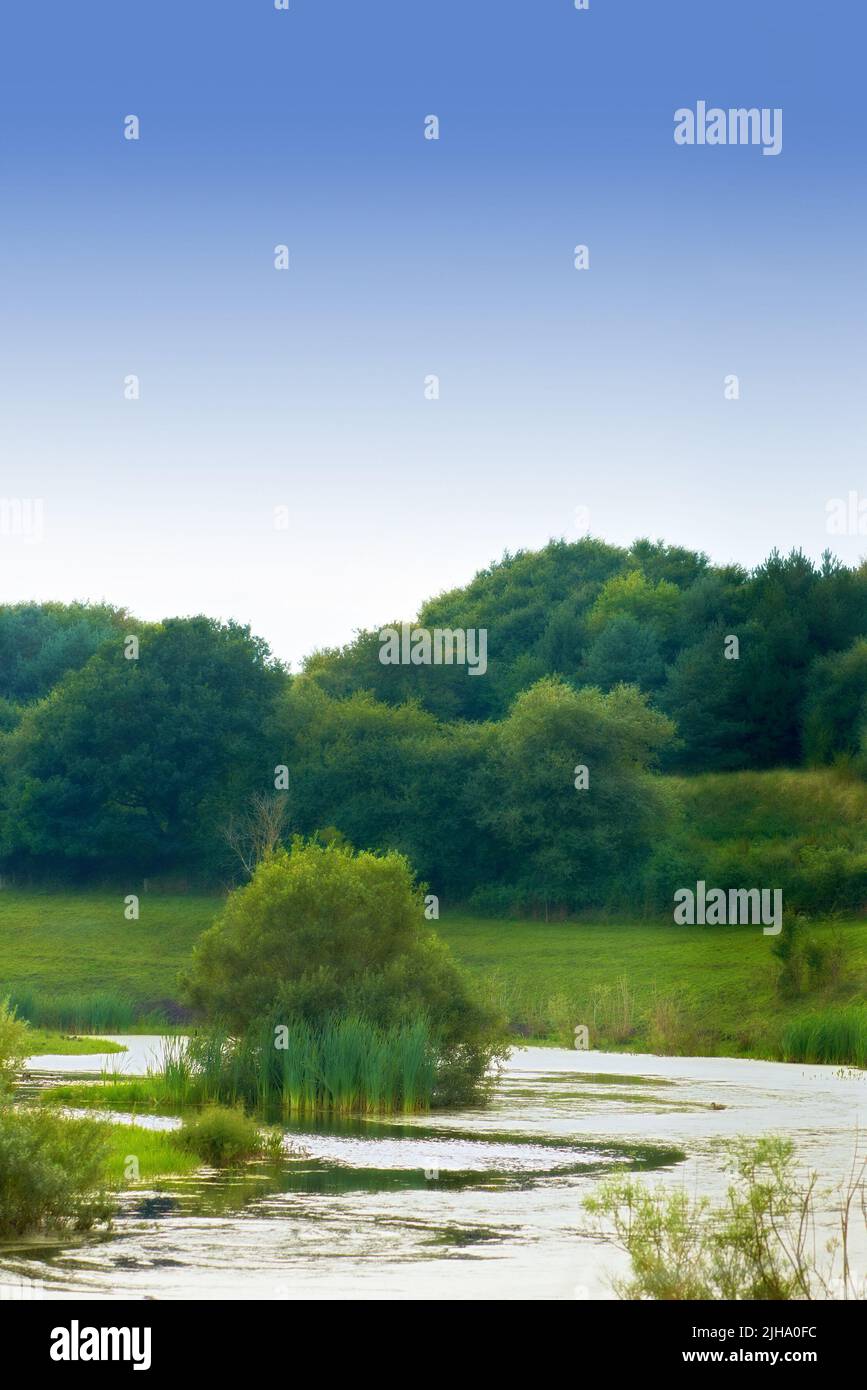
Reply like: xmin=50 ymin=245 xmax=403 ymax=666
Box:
xmin=3 ymin=1041 xmax=864 ymax=1300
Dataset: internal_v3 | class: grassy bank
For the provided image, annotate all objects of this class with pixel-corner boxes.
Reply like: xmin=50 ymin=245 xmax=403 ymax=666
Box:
xmin=1 ymin=887 xmax=864 ymax=1061
xmin=438 ymin=915 xmax=867 ymax=1057
xmin=666 ymin=770 xmax=867 ymax=917
xmin=103 ymin=1120 xmax=201 ymax=1183
xmin=25 ymin=1030 xmax=126 ymax=1056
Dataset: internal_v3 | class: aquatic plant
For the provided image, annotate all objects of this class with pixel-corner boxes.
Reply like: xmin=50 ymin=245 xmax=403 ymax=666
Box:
xmin=4 ymin=988 xmax=147 ymax=1034
xmin=154 ymin=1016 xmax=441 ymax=1117
xmin=176 ymin=1106 xmax=282 ymax=1167
xmin=585 ymin=1135 xmax=867 ymax=1300
xmin=0 ymin=1107 xmax=112 ymax=1236
xmin=779 ymin=1006 xmax=867 ymax=1067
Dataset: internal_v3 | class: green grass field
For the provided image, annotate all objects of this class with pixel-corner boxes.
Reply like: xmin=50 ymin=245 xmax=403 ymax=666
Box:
xmin=0 ymin=890 xmax=220 ymax=1007
xmin=439 ymin=915 xmax=867 ymax=1053
xmin=103 ymin=1120 xmax=201 ymax=1183
xmin=0 ymin=888 xmax=864 ymax=1059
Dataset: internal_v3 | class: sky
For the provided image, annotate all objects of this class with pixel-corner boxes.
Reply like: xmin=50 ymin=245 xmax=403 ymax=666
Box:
xmin=0 ymin=1 xmax=864 ymax=667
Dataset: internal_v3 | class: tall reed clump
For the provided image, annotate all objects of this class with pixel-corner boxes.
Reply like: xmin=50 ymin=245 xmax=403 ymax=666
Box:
xmin=157 ymin=1016 xmax=440 ymax=1117
xmin=4 ymin=988 xmax=138 ymax=1033
xmin=779 ymin=1006 xmax=867 ymax=1067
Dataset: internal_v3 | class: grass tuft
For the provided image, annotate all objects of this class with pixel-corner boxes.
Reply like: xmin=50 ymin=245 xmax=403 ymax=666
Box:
xmin=779 ymin=1006 xmax=867 ymax=1067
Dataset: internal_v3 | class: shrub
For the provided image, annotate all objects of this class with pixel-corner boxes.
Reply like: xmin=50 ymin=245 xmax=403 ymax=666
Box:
xmin=0 ymin=997 xmax=31 ymax=1094
xmin=772 ymin=916 xmax=851 ymax=1000
xmin=0 ymin=1108 xmax=112 ymax=1236
xmin=771 ymin=915 xmax=808 ymax=998
xmin=645 ymin=991 xmax=710 ymax=1055
xmin=176 ymin=1106 xmax=281 ymax=1167
xmin=586 ymin=977 xmax=637 ymax=1045
xmin=585 ymin=1136 xmax=864 ymax=1300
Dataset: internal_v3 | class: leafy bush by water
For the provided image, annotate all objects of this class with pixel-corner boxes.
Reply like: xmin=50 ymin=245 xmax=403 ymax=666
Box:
xmin=0 ymin=997 xmax=30 ymax=1094
xmin=585 ymin=1136 xmax=866 ymax=1300
xmin=183 ymin=841 xmax=507 ymax=1105
xmin=0 ymin=1108 xmax=112 ymax=1236
xmin=177 ymin=1106 xmax=281 ymax=1166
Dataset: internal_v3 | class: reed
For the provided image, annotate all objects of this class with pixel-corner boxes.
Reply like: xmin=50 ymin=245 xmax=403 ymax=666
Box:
xmin=154 ymin=1016 xmax=439 ymax=1117
xmin=4 ymin=987 xmax=167 ymax=1034
xmin=779 ymin=1007 xmax=867 ymax=1067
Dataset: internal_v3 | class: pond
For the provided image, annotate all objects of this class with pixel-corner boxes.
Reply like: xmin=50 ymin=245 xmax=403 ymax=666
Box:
xmin=3 ymin=1042 xmax=865 ymax=1300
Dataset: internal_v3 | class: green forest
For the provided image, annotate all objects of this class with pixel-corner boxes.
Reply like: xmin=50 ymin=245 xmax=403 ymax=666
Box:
xmin=0 ymin=536 xmax=865 ymax=919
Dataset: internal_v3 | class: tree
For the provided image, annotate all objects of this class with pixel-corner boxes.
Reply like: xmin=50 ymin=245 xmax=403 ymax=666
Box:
xmin=660 ymin=628 xmax=750 ymax=771
xmin=222 ymin=792 xmax=290 ymax=879
xmin=586 ymin=570 xmax=682 ymax=646
xmin=627 ymin=537 xmax=710 ymax=589
xmin=470 ymin=678 xmax=677 ymax=912
xmin=273 ymin=678 xmax=494 ymax=899
xmin=1 ymin=617 xmax=284 ymax=874
xmin=0 ymin=602 xmax=127 ymax=703
xmin=305 ymin=537 xmax=630 ymax=720
xmin=802 ymin=639 xmax=867 ymax=764
xmin=581 ymin=615 xmax=665 ymax=692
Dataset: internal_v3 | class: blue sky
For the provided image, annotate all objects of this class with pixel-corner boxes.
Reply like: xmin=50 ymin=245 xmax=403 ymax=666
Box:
xmin=0 ymin=1 xmax=863 ymax=665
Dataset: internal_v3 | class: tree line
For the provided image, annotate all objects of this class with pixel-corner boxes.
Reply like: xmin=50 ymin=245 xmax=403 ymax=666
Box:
xmin=0 ymin=536 xmax=864 ymax=910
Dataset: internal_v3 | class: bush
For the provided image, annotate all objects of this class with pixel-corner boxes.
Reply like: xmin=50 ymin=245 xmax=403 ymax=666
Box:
xmin=772 ymin=915 xmax=851 ymax=1000
xmin=771 ymin=915 xmax=808 ymax=998
xmin=176 ymin=1106 xmax=280 ymax=1167
xmin=585 ymin=1136 xmax=863 ymax=1300
xmin=644 ymin=991 xmax=710 ymax=1055
xmin=0 ymin=1108 xmax=112 ymax=1236
xmin=586 ymin=977 xmax=637 ymax=1046
xmin=184 ymin=840 xmax=507 ymax=1104
xmin=0 ymin=997 xmax=31 ymax=1094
